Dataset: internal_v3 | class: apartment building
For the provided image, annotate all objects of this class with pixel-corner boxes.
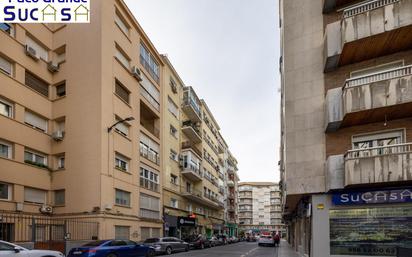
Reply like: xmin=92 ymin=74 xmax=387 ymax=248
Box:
xmin=224 ymin=150 xmax=240 ymax=237
xmin=238 ymin=182 xmax=283 ymax=233
xmin=280 ymin=0 xmax=412 ymax=256
xmin=161 ymin=57 xmax=239 ymax=239
xmin=0 ymin=0 xmax=164 ymax=243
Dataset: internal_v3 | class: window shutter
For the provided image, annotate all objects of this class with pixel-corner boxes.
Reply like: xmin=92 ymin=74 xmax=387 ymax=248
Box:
xmin=26 ymin=36 xmax=48 ymax=61
xmin=0 ymin=56 xmax=12 ymax=75
xmin=24 ymin=188 xmax=46 ymax=204
xmin=115 ymin=48 xmax=130 ymax=68
xmin=141 ymin=73 xmax=160 ymax=102
xmin=115 ymin=81 xmax=129 ymax=103
xmin=25 ymin=71 xmax=49 ymax=97
xmin=25 ymin=111 xmax=47 ymax=132
xmin=115 ymin=121 xmax=129 ymax=136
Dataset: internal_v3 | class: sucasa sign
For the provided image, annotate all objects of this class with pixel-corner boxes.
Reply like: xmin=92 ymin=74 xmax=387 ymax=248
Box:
xmin=177 ymin=217 xmax=196 ymax=227
xmin=332 ymin=188 xmax=412 ymax=205
xmin=0 ymin=0 xmax=90 ymax=23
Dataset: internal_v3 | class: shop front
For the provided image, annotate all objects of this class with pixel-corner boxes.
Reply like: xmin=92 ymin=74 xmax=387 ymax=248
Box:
xmin=311 ymin=187 xmax=412 ymax=257
xmin=226 ymin=223 xmax=238 ymax=237
xmin=177 ymin=216 xmax=197 ymax=240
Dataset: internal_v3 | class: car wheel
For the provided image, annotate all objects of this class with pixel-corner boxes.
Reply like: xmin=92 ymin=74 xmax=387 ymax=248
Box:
xmin=165 ymin=246 xmax=172 ymax=255
xmin=146 ymin=249 xmax=155 ymax=257
xmin=185 ymin=245 xmax=189 ymax=252
xmin=200 ymin=243 xmax=204 ymax=249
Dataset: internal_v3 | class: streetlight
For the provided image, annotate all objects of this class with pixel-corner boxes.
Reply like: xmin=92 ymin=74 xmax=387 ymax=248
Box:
xmin=107 ymin=117 xmax=135 ymax=132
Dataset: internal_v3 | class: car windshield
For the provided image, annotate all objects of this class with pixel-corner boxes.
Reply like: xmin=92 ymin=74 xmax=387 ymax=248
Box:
xmin=83 ymin=240 xmax=107 ymax=247
xmin=144 ymin=238 xmax=159 ymax=243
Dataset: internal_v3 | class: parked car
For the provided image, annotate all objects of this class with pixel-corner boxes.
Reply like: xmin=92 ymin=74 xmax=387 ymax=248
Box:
xmin=258 ymin=235 xmax=275 ymax=247
xmin=209 ymin=236 xmax=224 ymax=247
xmin=228 ymin=236 xmax=239 ymax=244
xmin=143 ymin=237 xmax=189 ymax=255
xmin=67 ymin=240 xmax=155 ymax=257
xmin=0 ymin=240 xmax=64 ymax=257
xmin=217 ymin=235 xmax=228 ymax=245
xmin=184 ymin=235 xmax=211 ymax=249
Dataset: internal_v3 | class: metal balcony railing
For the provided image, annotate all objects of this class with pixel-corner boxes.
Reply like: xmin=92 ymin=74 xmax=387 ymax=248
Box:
xmin=139 ymin=144 xmax=160 ymax=165
xmin=345 ymin=143 xmax=412 ymax=159
xmin=182 ymin=120 xmax=202 ymax=136
xmin=344 ymin=65 xmax=412 ymax=89
xmin=343 ymin=0 xmax=400 ymax=18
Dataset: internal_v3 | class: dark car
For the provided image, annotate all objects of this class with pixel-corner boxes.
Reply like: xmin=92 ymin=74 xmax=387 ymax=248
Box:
xmin=143 ymin=237 xmax=189 ymax=255
xmin=217 ymin=235 xmax=228 ymax=245
xmin=67 ymin=240 xmax=155 ymax=257
xmin=185 ymin=234 xmax=211 ymax=249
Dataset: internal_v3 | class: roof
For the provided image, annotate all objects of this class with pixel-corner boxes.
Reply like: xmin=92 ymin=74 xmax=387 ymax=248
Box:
xmin=238 ymin=182 xmax=278 ymax=186
xmin=161 ymin=54 xmax=185 ymax=88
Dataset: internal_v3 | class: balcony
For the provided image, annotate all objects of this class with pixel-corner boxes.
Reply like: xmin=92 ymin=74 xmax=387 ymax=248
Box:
xmin=327 ymin=143 xmax=412 ymax=189
xmin=182 ymin=87 xmax=202 ymax=123
xmin=239 ymin=194 xmax=252 ymax=199
xmin=323 ymin=0 xmax=360 ymax=13
xmin=324 ymin=0 xmax=412 ymax=72
xmin=228 ymin=193 xmax=236 ymax=200
xmin=181 ymin=165 xmax=202 ymax=182
xmin=325 ymin=65 xmax=412 ymax=132
xmin=180 ymin=187 xmax=222 ymax=209
xmin=140 ymin=85 xmax=160 ymax=112
xmin=227 ymin=180 xmax=235 ymax=187
xmin=182 ymin=141 xmax=202 ymax=159
xmin=182 ymin=120 xmax=202 ymax=143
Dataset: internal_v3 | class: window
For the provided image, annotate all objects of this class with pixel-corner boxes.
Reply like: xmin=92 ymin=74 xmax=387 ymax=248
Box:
xmin=115 ymin=80 xmax=130 ymax=104
xmin=115 ymin=226 xmax=130 ymax=240
xmin=115 ymin=153 xmax=129 ymax=172
xmin=25 ymin=111 xmax=48 ymax=132
xmin=114 ymin=117 xmax=130 ymax=137
xmin=26 ymin=35 xmax=48 ymax=61
xmin=0 ymin=98 xmax=13 ymax=118
xmin=186 ymin=204 xmax=192 ymax=212
xmin=24 ymin=150 xmax=47 ymax=166
xmin=140 ymin=73 xmax=160 ymax=110
xmin=169 ymin=149 xmax=178 ymax=161
xmin=170 ymin=125 xmax=177 ymax=138
xmin=57 ymin=155 xmax=65 ymax=169
xmin=0 ymin=56 xmax=12 ymax=76
xmin=25 ymin=71 xmax=49 ymax=97
xmin=350 ymin=60 xmax=404 ymax=78
xmin=24 ymin=187 xmax=46 ymax=204
xmin=115 ymin=189 xmax=131 ymax=207
xmin=168 ymin=97 xmax=179 ymax=118
xmin=56 ymin=83 xmax=66 ymax=98
xmin=170 ymin=198 xmax=178 ymax=208
xmin=170 ymin=77 xmax=177 ymax=94
xmin=140 ymin=165 xmax=159 ymax=192
xmin=352 ymin=130 xmax=404 ymax=157
xmin=140 ymin=227 xmax=160 ymax=241
xmin=0 ymin=140 xmax=12 ymax=159
xmin=170 ymin=174 xmax=178 ymax=185
xmin=140 ymin=193 xmax=160 ymax=219
xmin=140 ymin=133 xmax=160 ymax=164
xmin=140 ymin=44 xmax=159 ymax=83
xmin=0 ymin=23 xmax=13 ymax=36
xmin=54 ymin=190 xmax=65 ymax=205
xmin=115 ymin=46 xmax=130 ymax=69
xmin=0 ymin=183 xmax=11 ymax=200
xmin=115 ymin=12 xmax=129 ymax=36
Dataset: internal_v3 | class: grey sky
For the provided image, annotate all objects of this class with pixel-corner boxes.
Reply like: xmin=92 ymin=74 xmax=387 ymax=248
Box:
xmin=125 ymin=0 xmax=280 ymax=182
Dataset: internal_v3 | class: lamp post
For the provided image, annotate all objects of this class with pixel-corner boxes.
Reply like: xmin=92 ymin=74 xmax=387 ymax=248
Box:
xmin=107 ymin=117 xmax=134 ymax=132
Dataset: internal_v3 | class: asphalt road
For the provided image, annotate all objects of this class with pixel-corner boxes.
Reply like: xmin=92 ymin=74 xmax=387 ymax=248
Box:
xmin=172 ymin=242 xmax=279 ymax=257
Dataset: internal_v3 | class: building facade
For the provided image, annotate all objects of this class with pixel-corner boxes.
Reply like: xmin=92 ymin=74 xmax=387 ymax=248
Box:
xmin=161 ymin=57 xmax=239 ymax=239
xmin=238 ymin=182 xmax=282 ymax=233
xmin=280 ymin=0 xmax=412 ymax=256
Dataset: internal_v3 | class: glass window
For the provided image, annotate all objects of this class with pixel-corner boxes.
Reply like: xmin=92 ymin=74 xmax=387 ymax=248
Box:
xmin=168 ymin=97 xmax=179 ymax=118
xmin=0 ymin=183 xmax=11 ymax=200
xmin=115 ymin=12 xmax=129 ymax=36
xmin=115 ymin=153 xmax=129 ymax=172
xmin=56 ymin=83 xmax=66 ymax=97
xmin=170 ymin=174 xmax=178 ymax=185
xmin=170 ymin=198 xmax=178 ymax=208
xmin=0 ymin=56 xmax=12 ymax=75
xmin=25 ymin=111 xmax=48 ymax=132
xmin=170 ymin=149 xmax=178 ymax=161
xmin=54 ymin=190 xmax=65 ymax=205
xmin=139 ymin=193 xmax=160 ymax=219
xmin=24 ymin=187 xmax=46 ymax=204
xmin=115 ymin=189 xmax=131 ymax=207
xmin=139 ymin=44 xmax=159 ymax=83
xmin=140 ymin=166 xmax=159 ymax=192
xmin=0 ymin=23 xmax=13 ymax=35
xmin=140 ymin=133 xmax=160 ymax=164
xmin=352 ymin=130 xmax=404 ymax=157
xmin=0 ymin=98 xmax=13 ymax=118
xmin=114 ymin=117 xmax=130 ymax=137
xmin=57 ymin=156 xmax=65 ymax=169
xmin=170 ymin=125 xmax=177 ymax=138
xmin=0 ymin=140 xmax=12 ymax=159
xmin=24 ymin=150 xmax=47 ymax=166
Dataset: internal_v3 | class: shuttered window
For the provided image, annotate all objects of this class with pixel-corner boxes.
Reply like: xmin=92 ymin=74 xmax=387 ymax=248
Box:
xmin=115 ymin=189 xmax=131 ymax=207
xmin=0 ymin=56 xmax=12 ymax=75
xmin=115 ymin=117 xmax=129 ymax=137
xmin=140 ymin=227 xmax=150 ymax=240
xmin=115 ymin=47 xmax=130 ymax=69
xmin=25 ymin=71 xmax=49 ymax=97
xmin=140 ymin=193 xmax=160 ymax=219
xmin=141 ymin=73 xmax=160 ymax=103
xmin=25 ymin=111 xmax=47 ymax=132
xmin=115 ymin=80 xmax=130 ymax=104
xmin=168 ymin=97 xmax=179 ymax=118
xmin=24 ymin=187 xmax=46 ymax=204
xmin=115 ymin=12 xmax=129 ymax=36
xmin=115 ymin=226 xmax=130 ymax=240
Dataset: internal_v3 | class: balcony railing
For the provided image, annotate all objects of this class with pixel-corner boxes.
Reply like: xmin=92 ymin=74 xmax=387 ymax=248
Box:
xmin=140 ymin=85 xmax=160 ymax=111
xmin=139 ymin=145 xmax=160 ymax=165
xmin=343 ymin=0 xmax=400 ymax=18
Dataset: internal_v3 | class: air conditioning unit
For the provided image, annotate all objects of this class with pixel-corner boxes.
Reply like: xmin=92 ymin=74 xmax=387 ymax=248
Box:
xmin=52 ymin=131 xmax=64 ymax=141
xmin=47 ymin=61 xmax=59 ymax=73
xmin=40 ymin=205 xmax=53 ymax=214
xmin=131 ymin=66 xmax=143 ymax=82
xmin=25 ymin=45 xmax=39 ymax=60
xmin=104 ymin=204 xmax=113 ymax=210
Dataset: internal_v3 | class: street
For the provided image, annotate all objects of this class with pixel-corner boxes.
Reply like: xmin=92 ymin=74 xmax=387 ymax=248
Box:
xmin=172 ymin=242 xmax=279 ymax=257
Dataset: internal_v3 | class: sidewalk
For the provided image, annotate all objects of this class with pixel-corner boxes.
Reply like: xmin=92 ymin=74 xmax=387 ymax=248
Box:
xmin=276 ymin=240 xmax=301 ymax=257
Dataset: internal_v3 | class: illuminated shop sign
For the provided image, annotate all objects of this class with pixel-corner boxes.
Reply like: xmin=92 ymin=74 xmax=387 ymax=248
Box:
xmin=332 ymin=188 xmax=412 ymax=205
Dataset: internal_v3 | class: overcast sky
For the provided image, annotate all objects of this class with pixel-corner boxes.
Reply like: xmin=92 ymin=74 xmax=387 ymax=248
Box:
xmin=125 ymin=0 xmax=281 ymax=183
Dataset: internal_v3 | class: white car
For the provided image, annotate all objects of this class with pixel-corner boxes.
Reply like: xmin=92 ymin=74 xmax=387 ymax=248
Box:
xmin=257 ymin=235 xmax=275 ymax=247
xmin=0 ymin=240 xmax=64 ymax=257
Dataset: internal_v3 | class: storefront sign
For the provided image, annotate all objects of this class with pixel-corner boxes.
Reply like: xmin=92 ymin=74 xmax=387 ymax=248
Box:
xmin=329 ymin=206 xmax=412 ymax=256
xmin=332 ymin=188 xmax=412 ymax=205
xmin=177 ymin=217 xmax=196 ymax=227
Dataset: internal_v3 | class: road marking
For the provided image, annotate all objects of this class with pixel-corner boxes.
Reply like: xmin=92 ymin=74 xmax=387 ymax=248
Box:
xmin=241 ymin=246 xmax=259 ymax=257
